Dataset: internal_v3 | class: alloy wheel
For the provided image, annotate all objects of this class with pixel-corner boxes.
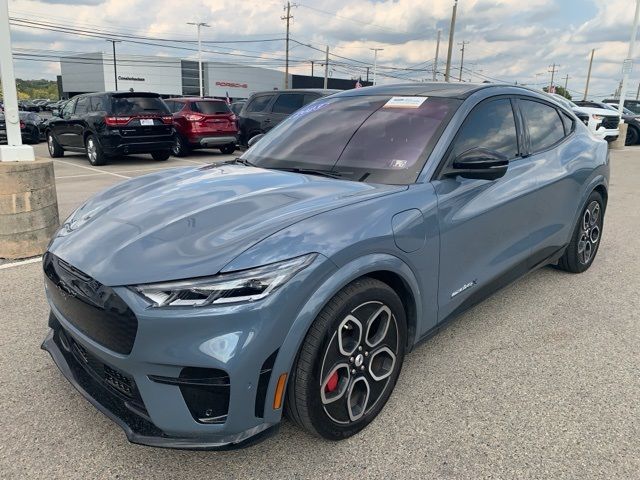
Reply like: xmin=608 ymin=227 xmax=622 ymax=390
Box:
xmin=87 ymin=138 xmax=97 ymax=163
xmin=47 ymin=135 xmax=55 ymax=155
xmin=320 ymin=301 xmax=399 ymax=424
xmin=577 ymin=200 xmax=601 ymax=265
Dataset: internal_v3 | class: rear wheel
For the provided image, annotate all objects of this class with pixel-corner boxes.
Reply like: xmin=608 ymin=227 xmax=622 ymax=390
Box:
xmin=46 ymin=131 xmax=64 ymax=158
xmin=557 ymin=191 xmax=604 ymax=273
xmin=86 ymin=135 xmax=107 ymax=166
xmin=286 ymin=277 xmax=406 ymax=440
xmin=220 ymin=143 xmax=236 ymax=155
xmin=152 ymin=150 xmax=171 ymax=161
xmin=171 ymin=134 xmax=190 ymax=157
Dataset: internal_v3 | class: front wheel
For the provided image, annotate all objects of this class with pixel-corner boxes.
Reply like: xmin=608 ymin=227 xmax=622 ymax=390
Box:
xmin=626 ymin=126 xmax=639 ymax=145
xmin=286 ymin=277 xmax=406 ymax=440
xmin=557 ymin=191 xmax=604 ymax=273
xmin=151 ymin=150 xmax=171 ymax=161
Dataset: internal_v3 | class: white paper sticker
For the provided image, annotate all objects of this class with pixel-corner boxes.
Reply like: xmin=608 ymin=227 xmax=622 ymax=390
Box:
xmin=383 ymin=96 xmax=427 ymax=108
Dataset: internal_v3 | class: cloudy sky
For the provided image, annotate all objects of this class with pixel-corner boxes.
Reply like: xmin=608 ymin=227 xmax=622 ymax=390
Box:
xmin=6 ymin=0 xmax=640 ymax=99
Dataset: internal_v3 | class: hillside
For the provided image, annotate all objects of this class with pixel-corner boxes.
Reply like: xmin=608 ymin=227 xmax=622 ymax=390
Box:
xmin=0 ymin=79 xmax=59 ymax=101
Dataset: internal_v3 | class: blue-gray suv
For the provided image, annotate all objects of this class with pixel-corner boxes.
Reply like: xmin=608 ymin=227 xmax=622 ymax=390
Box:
xmin=42 ymin=83 xmax=609 ymax=449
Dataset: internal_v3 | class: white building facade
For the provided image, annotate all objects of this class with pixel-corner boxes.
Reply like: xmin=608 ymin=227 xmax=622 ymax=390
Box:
xmin=60 ymin=53 xmax=289 ymax=99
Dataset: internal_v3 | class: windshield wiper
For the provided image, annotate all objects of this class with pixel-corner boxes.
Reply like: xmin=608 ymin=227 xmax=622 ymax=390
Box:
xmin=224 ymin=157 xmax=254 ymax=166
xmin=269 ymin=167 xmax=346 ymax=179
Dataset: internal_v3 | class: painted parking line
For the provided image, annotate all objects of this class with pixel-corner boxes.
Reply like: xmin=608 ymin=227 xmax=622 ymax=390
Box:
xmin=53 ymin=159 xmax=131 ymax=179
xmin=55 ymin=166 xmax=184 ymax=179
xmin=0 ymin=256 xmax=42 ymax=270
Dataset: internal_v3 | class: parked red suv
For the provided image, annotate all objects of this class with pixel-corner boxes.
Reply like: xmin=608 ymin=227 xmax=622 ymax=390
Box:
xmin=165 ymin=98 xmax=238 ymax=156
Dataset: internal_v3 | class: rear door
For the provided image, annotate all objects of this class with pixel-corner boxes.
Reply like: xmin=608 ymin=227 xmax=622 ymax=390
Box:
xmin=516 ymin=98 xmax=583 ymax=265
xmin=68 ymin=96 xmax=89 ymax=148
xmin=53 ymin=97 xmax=78 ymax=147
xmin=268 ymin=93 xmax=306 ymax=129
xmin=240 ymin=94 xmax=275 ymax=139
xmin=433 ymin=96 xmax=539 ymax=321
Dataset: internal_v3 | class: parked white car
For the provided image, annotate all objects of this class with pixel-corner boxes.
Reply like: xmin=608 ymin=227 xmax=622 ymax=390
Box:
xmin=550 ymin=93 xmax=621 ymax=142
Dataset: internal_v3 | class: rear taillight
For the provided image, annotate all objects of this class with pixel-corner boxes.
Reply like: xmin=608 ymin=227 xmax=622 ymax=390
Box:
xmin=229 ymin=114 xmax=237 ymax=121
xmin=185 ymin=114 xmax=206 ymax=122
xmin=19 ymin=121 xmax=25 ymax=129
xmin=104 ymin=116 xmax=131 ymax=126
xmin=161 ymin=115 xmax=173 ymax=125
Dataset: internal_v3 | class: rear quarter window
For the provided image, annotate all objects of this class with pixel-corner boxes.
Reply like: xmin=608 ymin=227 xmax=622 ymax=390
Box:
xmin=520 ymin=99 xmax=565 ymax=152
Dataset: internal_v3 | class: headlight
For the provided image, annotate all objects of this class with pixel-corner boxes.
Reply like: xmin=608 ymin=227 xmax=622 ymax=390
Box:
xmin=133 ymin=254 xmax=317 ymax=307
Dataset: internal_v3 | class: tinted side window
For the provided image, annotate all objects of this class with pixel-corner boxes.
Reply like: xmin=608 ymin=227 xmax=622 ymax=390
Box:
xmin=449 ymin=98 xmax=519 ymax=161
xmin=520 ymin=100 xmax=565 ymax=152
xmin=74 ymin=97 xmax=89 ymax=115
xmin=559 ymin=111 xmax=574 ymax=136
xmin=61 ymin=98 xmax=76 ymax=118
xmin=90 ymin=96 xmax=105 ymax=111
xmin=303 ymin=94 xmax=320 ymax=106
xmin=272 ymin=94 xmax=305 ymax=114
xmin=246 ymin=95 xmax=273 ymax=113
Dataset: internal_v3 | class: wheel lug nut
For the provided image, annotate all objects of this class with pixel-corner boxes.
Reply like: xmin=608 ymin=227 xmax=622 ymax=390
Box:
xmin=351 ymin=369 xmax=356 ymax=374
xmin=349 ymin=357 xmax=354 ymax=363
xmin=360 ymin=366 xmax=365 ymax=371
xmin=358 ymin=346 xmax=363 ymax=351
xmin=364 ymin=351 xmax=369 ymax=357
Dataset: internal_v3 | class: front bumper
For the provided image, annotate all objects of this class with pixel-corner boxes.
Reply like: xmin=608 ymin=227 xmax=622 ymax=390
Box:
xmin=42 ymin=253 xmax=335 ymax=449
xmin=41 ymin=323 xmax=278 ymax=450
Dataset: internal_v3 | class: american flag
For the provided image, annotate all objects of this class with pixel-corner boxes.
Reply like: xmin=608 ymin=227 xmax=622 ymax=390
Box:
xmin=355 ymin=78 xmax=362 ymax=89
xmin=225 ymin=91 xmax=231 ymax=105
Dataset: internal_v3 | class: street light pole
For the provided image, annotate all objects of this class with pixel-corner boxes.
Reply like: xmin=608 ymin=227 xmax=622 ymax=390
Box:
xmin=106 ymin=39 xmax=121 ymax=91
xmin=187 ymin=21 xmax=209 ymax=97
xmin=370 ymin=48 xmax=384 ymax=85
xmin=617 ymin=0 xmax=640 ymax=117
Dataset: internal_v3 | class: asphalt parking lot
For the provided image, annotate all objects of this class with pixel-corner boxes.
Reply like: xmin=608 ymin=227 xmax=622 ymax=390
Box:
xmin=1 ymin=145 xmax=639 ymax=479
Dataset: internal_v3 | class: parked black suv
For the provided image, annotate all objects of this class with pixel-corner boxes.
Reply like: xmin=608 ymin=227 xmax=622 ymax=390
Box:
xmin=237 ymin=89 xmax=339 ymax=145
xmin=602 ymin=98 xmax=640 ymax=115
xmin=46 ymin=92 xmax=174 ymax=165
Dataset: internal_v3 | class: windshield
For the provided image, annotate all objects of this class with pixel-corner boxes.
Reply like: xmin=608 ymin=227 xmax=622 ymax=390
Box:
xmin=241 ymin=95 xmax=460 ymax=184
xmin=110 ymin=96 xmax=169 ymax=115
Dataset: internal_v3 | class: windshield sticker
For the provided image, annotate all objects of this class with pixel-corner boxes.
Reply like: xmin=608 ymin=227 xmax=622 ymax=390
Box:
xmin=383 ymin=96 xmax=427 ymax=109
xmin=290 ymin=101 xmax=330 ymax=119
xmin=389 ymin=159 xmax=409 ymax=169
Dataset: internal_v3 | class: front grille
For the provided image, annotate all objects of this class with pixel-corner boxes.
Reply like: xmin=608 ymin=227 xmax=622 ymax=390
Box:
xmin=61 ymin=327 xmax=146 ymax=412
xmin=43 ymin=252 xmax=138 ymax=355
xmin=602 ymin=116 xmax=620 ymax=129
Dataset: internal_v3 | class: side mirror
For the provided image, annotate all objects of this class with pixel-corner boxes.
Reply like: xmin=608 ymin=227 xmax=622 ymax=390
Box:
xmin=449 ymin=148 xmax=508 ymax=181
xmin=247 ymin=133 xmax=265 ymax=148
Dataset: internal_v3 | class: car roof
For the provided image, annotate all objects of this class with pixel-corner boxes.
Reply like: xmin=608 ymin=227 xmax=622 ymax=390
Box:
xmin=249 ymin=88 xmax=341 ymax=96
xmin=329 ymin=82 xmax=497 ymax=99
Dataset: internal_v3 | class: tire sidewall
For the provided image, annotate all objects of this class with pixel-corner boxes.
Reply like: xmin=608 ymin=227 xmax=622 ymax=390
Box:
xmin=301 ymin=280 xmax=407 ymax=440
xmin=563 ymin=191 xmax=605 ymax=273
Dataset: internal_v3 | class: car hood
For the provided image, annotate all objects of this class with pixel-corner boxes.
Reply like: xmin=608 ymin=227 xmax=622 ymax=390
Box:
xmin=48 ymin=164 xmax=404 ymax=286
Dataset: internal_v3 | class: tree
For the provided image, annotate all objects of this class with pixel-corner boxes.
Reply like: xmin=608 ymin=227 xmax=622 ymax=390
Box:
xmin=543 ymin=85 xmax=572 ymax=100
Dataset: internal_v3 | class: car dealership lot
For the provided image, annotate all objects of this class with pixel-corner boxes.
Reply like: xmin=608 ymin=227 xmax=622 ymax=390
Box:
xmin=1 ymin=146 xmax=639 ymax=479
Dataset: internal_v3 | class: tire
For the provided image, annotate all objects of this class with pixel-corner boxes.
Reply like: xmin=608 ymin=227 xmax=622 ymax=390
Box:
xmin=85 ymin=134 xmax=107 ymax=166
xmin=286 ymin=277 xmax=407 ymax=440
xmin=557 ymin=190 xmax=604 ymax=273
xmin=31 ymin=126 xmax=40 ymax=144
xmin=171 ymin=134 xmax=190 ymax=157
xmin=626 ymin=126 xmax=639 ymax=145
xmin=46 ymin=131 xmax=64 ymax=158
xmin=151 ymin=150 xmax=171 ymax=161
xmin=220 ymin=144 xmax=236 ymax=155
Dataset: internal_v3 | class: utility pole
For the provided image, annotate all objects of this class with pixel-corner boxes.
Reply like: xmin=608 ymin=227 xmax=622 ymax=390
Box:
xmin=563 ymin=74 xmax=570 ymax=92
xmin=366 ymin=67 xmax=370 ymax=83
xmin=636 ymin=81 xmax=640 ymax=100
xmin=370 ymin=48 xmax=384 ymax=85
xmin=583 ymin=49 xmax=595 ymax=100
xmin=323 ymin=45 xmax=329 ymax=89
xmin=548 ymin=63 xmax=559 ymax=91
xmin=187 ymin=21 xmax=209 ymax=97
xmin=444 ymin=0 xmax=458 ymax=82
xmin=282 ymin=2 xmax=296 ymax=89
xmin=106 ymin=39 xmax=121 ymax=91
xmin=433 ymin=29 xmax=442 ymax=81
xmin=458 ymin=40 xmax=469 ymax=82
xmin=617 ymin=0 xmax=640 ymax=117
xmin=310 ymin=60 xmax=314 ymax=77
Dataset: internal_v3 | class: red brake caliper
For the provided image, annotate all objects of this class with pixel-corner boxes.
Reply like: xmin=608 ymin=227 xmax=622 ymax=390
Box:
xmin=325 ymin=371 xmax=339 ymax=393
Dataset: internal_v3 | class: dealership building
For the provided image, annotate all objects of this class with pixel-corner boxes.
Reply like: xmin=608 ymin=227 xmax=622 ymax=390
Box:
xmin=59 ymin=53 xmax=371 ymax=99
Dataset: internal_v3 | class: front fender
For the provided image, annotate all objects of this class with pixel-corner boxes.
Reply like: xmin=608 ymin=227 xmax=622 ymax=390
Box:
xmin=262 ymin=252 xmax=421 ymax=425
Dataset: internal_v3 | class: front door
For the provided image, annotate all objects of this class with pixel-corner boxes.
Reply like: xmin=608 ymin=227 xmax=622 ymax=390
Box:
xmin=433 ymin=97 xmax=539 ymax=321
